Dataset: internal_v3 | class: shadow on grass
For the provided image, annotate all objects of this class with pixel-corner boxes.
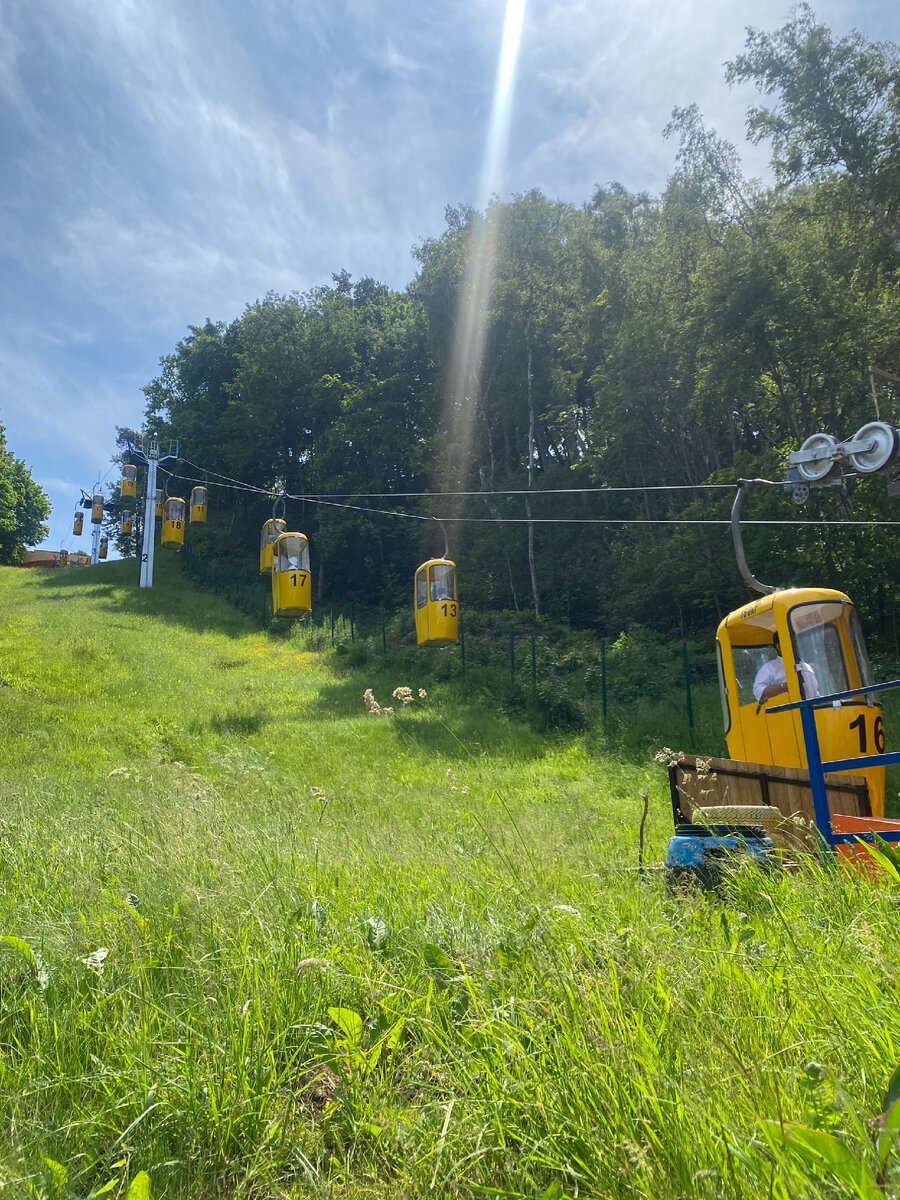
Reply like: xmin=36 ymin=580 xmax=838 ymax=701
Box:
xmin=31 ymin=556 xmax=266 ymax=640
xmin=208 ymin=710 xmax=270 ymax=737
xmin=308 ymin=674 xmax=552 ymax=760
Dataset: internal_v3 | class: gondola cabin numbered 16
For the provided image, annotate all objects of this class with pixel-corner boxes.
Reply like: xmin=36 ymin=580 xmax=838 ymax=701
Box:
xmin=415 ymin=559 xmax=459 ymax=647
xmin=271 ymin=532 xmax=311 ymax=619
xmin=259 ymin=518 xmax=287 ymax=575
xmin=161 ymin=498 xmax=186 ymax=550
xmin=716 ymin=587 xmax=886 ymax=816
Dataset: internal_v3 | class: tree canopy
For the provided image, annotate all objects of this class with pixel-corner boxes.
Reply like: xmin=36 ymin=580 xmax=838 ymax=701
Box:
xmin=139 ymin=10 xmax=900 ymax=639
xmin=0 ymin=419 xmax=51 ymax=563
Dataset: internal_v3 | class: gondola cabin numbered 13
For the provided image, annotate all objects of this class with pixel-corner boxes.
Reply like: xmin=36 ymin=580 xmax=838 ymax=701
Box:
xmin=259 ymin=518 xmax=287 ymax=575
xmin=415 ymin=559 xmax=459 ymax=647
xmin=271 ymin=532 xmax=311 ymax=619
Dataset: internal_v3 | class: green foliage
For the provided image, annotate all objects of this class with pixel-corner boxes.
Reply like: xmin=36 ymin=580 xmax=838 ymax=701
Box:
xmin=0 ymin=417 xmax=50 ymax=562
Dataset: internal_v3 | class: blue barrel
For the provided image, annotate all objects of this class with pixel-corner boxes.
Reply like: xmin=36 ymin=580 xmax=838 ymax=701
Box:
xmin=666 ymin=823 xmax=774 ymax=886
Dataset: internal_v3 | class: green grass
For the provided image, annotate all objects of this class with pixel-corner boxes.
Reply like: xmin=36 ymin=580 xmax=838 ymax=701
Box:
xmin=1 ymin=556 xmax=900 ymax=1198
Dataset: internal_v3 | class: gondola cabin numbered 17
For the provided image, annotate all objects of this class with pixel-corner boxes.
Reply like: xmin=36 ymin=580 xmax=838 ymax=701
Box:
xmin=271 ymin=532 xmax=311 ymax=619
xmin=415 ymin=559 xmax=459 ymax=647
xmin=161 ymin=498 xmax=186 ymax=550
xmin=716 ymin=587 xmax=886 ymax=816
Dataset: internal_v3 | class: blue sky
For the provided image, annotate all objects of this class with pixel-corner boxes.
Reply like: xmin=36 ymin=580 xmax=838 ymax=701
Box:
xmin=2 ymin=0 xmax=899 ymax=553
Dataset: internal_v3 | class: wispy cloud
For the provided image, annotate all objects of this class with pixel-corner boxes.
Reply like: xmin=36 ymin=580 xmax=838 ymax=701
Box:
xmin=1 ymin=0 xmax=899 ymax=553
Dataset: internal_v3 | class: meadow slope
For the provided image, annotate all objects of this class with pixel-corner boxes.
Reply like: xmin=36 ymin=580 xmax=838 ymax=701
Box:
xmin=0 ymin=558 xmax=899 ymax=1199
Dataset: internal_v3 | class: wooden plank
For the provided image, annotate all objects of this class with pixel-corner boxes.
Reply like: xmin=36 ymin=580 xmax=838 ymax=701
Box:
xmin=671 ymin=754 xmax=869 ymax=824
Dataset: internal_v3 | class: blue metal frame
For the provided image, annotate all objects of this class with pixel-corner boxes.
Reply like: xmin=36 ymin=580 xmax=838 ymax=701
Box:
xmin=768 ymin=681 xmax=900 ymax=854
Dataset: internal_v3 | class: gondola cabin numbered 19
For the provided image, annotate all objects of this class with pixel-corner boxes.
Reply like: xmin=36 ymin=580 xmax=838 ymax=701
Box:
xmin=716 ymin=587 xmax=886 ymax=816
xmin=271 ymin=532 xmax=311 ymax=619
xmin=161 ymin=498 xmax=186 ymax=550
xmin=415 ymin=559 xmax=459 ymax=647
xmin=120 ymin=465 xmax=137 ymax=500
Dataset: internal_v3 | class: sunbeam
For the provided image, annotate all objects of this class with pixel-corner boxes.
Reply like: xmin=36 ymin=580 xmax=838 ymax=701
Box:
xmin=437 ymin=0 xmax=527 ymax=522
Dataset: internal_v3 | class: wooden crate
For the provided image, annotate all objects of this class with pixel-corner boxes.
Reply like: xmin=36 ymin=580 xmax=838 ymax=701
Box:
xmin=668 ymin=754 xmax=870 ymax=826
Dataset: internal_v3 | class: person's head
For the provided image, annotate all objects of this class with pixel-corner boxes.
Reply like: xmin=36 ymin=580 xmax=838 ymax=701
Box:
xmin=773 ymin=631 xmax=782 ymax=657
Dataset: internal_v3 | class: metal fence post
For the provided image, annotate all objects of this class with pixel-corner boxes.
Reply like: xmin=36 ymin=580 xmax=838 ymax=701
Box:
xmin=531 ymin=636 xmax=537 ymax=692
xmin=601 ymin=638 xmax=607 ymax=721
xmin=682 ymin=641 xmax=695 ymax=747
xmin=509 ymin=626 xmax=515 ymax=684
xmin=460 ymin=611 xmax=465 ymax=679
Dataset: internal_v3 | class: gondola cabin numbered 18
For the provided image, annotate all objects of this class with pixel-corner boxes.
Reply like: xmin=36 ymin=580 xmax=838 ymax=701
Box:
xmin=271 ymin=532 xmax=311 ymax=619
xmin=161 ymin=498 xmax=186 ymax=550
xmin=121 ymin=511 xmax=133 ymax=535
xmin=716 ymin=587 xmax=886 ymax=816
xmin=415 ymin=559 xmax=459 ymax=647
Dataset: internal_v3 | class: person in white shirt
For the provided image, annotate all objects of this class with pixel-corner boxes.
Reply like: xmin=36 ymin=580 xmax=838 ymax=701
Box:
xmin=753 ymin=632 xmax=819 ymax=707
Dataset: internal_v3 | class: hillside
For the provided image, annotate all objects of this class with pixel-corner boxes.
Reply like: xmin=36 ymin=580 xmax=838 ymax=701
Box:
xmin=1 ymin=559 xmax=899 ymax=1198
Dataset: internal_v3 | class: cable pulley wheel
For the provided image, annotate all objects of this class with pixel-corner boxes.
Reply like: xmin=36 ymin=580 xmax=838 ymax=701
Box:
xmin=795 ymin=433 xmax=838 ymax=481
xmin=847 ymin=421 xmax=899 ymax=474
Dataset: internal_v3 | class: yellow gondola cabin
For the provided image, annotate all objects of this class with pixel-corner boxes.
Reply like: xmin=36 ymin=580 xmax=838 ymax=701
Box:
xmin=91 ymin=493 xmax=104 ymax=524
xmin=259 ymin=518 xmax=287 ymax=575
xmin=121 ymin=511 xmax=133 ymax=535
xmin=271 ymin=532 xmax=311 ymax=619
xmin=154 ymin=489 xmax=164 ymax=518
xmin=98 ymin=537 xmax=108 ymax=560
xmin=120 ymin=465 xmax=137 ymax=500
xmin=161 ymin=498 xmax=186 ymax=550
xmin=190 ymin=486 xmax=208 ymax=523
xmin=415 ymin=559 xmax=459 ymax=647
xmin=73 ymin=510 xmax=83 ymax=536
xmin=58 ymin=549 xmax=68 ymax=566
xmin=716 ymin=587 xmax=885 ymax=816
